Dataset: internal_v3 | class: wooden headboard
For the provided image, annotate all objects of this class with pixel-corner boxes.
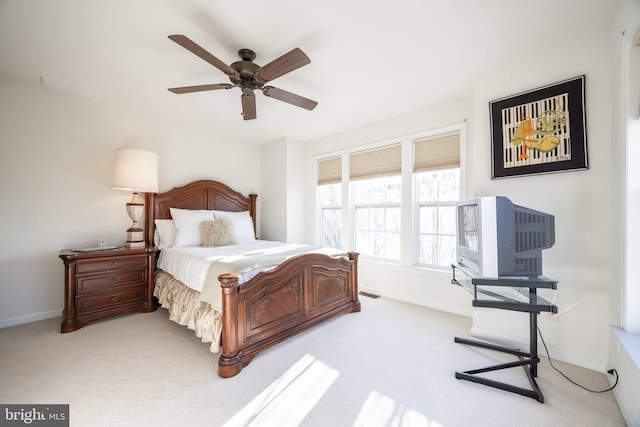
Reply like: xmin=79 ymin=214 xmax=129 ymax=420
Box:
xmin=144 ymin=180 xmax=257 ymax=246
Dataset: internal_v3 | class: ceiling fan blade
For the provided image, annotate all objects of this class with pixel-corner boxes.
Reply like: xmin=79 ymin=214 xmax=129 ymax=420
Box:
xmin=262 ymin=86 xmax=318 ymax=111
xmin=168 ymin=35 xmax=239 ymax=79
xmin=168 ymin=84 xmax=233 ymax=94
xmin=254 ymin=48 xmax=310 ymax=83
xmin=241 ymin=93 xmax=257 ymax=120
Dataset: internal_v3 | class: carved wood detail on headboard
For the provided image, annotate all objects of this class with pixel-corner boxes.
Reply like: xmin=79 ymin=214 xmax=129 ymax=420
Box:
xmin=144 ymin=180 xmax=258 ymax=247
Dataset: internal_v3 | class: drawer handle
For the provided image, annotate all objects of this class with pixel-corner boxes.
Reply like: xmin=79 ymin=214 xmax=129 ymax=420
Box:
xmin=111 ymin=297 xmax=118 ymax=303
xmin=110 ymin=277 xmax=117 ymax=283
xmin=111 ymin=261 xmax=118 ymax=267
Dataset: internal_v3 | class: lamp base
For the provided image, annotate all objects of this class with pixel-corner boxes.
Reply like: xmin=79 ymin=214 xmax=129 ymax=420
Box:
xmin=125 ymin=240 xmax=146 ymax=249
xmin=125 ymin=227 xmax=145 ymax=249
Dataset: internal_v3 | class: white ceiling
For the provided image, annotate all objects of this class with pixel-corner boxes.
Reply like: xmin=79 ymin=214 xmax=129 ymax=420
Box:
xmin=0 ymin=0 xmax=625 ymax=145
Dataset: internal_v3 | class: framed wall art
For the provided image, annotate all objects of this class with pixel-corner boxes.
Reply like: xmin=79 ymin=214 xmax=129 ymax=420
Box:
xmin=490 ymin=75 xmax=588 ymax=179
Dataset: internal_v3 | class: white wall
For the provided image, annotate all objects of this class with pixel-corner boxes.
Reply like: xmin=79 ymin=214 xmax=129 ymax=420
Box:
xmin=260 ymin=137 xmax=307 ymax=243
xmin=285 ymin=139 xmax=307 ymax=244
xmin=260 ymin=138 xmax=288 ymax=241
xmin=0 ymin=80 xmax=261 ymax=327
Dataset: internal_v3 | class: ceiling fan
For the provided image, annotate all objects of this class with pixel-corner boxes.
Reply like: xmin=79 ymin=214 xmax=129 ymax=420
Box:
xmin=168 ymin=35 xmax=318 ymax=120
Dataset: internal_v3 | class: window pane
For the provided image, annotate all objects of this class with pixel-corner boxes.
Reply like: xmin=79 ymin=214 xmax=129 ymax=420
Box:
xmin=417 ymin=173 xmax=439 ymax=203
xmin=322 ymin=208 xmax=342 ymax=249
xmin=385 ymin=207 xmax=401 ymax=233
xmin=419 ymin=234 xmax=436 ymax=265
xmin=355 ymin=207 xmax=369 ymax=230
xmin=371 ymin=207 xmax=384 ymax=231
xmin=353 ymin=176 xmax=401 ymax=204
xmin=420 ymin=206 xmax=437 ymax=233
xmin=416 ymin=169 xmax=460 ymax=203
xmin=439 ymin=206 xmax=456 ymax=235
xmin=319 ymin=183 xmax=341 ymax=206
xmin=438 ymin=170 xmax=460 ymax=201
xmin=319 ymin=183 xmax=342 ymax=250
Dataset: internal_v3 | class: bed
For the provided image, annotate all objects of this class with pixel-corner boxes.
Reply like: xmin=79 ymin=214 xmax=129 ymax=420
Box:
xmin=143 ymin=180 xmax=360 ymax=378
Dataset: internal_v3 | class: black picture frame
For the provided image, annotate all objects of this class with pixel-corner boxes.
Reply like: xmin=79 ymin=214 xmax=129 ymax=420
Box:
xmin=490 ymin=75 xmax=588 ymax=179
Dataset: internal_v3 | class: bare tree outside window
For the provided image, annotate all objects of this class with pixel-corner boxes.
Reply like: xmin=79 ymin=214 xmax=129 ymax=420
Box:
xmin=318 ymin=183 xmax=342 ymax=249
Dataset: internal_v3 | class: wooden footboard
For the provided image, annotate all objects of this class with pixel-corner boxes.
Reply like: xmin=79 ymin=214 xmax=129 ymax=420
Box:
xmin=217 ymin=252 xmax=360 ymax=378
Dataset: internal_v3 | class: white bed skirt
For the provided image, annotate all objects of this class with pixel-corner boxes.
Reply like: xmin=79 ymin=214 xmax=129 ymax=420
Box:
xmin=154 ymin=270 xmax=223 ymax=353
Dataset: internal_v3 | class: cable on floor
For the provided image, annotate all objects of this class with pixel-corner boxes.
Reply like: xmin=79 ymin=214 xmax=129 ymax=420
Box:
xmin=537 ymin=326 xmax=618 ymax=393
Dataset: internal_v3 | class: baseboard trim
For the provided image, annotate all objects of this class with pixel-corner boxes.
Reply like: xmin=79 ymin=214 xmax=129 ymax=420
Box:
xmin=359 ymin=286 xmax=472 ymax=318
xmin=0 ymin=309 xmax=61 ymax=329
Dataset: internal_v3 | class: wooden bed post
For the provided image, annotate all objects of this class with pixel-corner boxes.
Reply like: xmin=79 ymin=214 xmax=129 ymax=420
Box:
xmin=218 ymin=273 xmax=244 ymax=378
xmin=248 ymin=194 xmax=257 ymax=236
xmin=347 ymin=252 xmax=362 ymax=312
xmin=144 ymin=192 xmax=156 ymax=247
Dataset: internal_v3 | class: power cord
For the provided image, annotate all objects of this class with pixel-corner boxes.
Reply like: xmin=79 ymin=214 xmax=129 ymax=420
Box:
xmin=537 ymin=326 xmax=619 ymax=393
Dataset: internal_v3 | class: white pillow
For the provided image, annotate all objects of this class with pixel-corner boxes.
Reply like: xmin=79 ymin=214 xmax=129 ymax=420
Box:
xmin=154 ymin=219 xmax=176 ymax=249
xmin=170 ymin=208 xmax=215 ymax=247
xmin=212 ymin=210 xmax=255 ymax=244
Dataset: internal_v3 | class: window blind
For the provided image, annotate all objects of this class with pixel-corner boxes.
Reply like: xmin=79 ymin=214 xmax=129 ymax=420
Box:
xmin=317 ymin=156 xmax=342 ymax=185
xmin=413 ymin=131 xmax=460 ymax=172
xmin=349 ymin=143 xmax=402 ymax=181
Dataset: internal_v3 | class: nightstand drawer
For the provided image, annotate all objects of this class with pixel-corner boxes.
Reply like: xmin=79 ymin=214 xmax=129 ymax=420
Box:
xmin=76 ymin=285 xmax=146 ymax=315
xmin=77 ymin=269 xmax=147 ymax=294
xmin=76 ymin=256 xmax=147 ymax=274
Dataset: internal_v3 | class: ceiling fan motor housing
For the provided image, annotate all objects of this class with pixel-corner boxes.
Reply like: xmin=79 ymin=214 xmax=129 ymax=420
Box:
xmin=230 ymin=49 xmax=263 ymax=91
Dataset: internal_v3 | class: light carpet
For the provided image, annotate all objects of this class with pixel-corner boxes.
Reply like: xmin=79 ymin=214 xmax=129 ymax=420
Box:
xmin=0 ymin=296 xmax=626 ymax=426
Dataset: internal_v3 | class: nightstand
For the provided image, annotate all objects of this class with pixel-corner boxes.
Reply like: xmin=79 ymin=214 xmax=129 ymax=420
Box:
xmin=59 ymin=246 xmax=158 ymax=332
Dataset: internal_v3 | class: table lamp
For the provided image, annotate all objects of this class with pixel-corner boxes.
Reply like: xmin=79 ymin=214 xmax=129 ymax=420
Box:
xmin=111 ymin=148 xmax=159 ymax=248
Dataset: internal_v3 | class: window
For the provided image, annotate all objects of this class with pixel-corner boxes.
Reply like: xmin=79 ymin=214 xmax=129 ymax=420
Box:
xmin=352 ymin=176 xmax=402 ymax=259
xmin=415 ymin=169 xmax=459 ymax=267
xmin=316 ymin=125 xmax=462 ymax=269
xmin=414 ymin=131 xmax=461 ymax=268
xmin=350 ymin=144 xmax=402 ymax=260
xmin=317 ymin=156 xmax=342 ymax=249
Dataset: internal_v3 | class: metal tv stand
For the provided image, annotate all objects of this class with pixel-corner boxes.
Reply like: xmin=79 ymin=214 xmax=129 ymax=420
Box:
xmin=451 ymin=262 xmax=558 ymax=403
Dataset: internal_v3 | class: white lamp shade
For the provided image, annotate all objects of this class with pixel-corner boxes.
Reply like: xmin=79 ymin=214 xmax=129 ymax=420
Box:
xmin=111 ymin=148 xmax=159 ymax=193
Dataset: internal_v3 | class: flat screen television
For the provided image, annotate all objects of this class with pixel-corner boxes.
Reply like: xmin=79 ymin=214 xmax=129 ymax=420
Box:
xmin=456 ymin=196 xmax=555 ymax=277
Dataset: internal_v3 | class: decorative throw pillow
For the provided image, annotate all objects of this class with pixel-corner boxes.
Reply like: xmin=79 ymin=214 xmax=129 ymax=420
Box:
xmin=212 ymin=210 xmax=256 ymax=244
xmin=200 ymin=220 xmax=236 ymax=247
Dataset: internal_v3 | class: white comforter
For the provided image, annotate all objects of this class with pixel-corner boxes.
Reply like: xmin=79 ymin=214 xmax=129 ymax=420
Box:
xmin=157 ymin=240 xmax=343 ymax=311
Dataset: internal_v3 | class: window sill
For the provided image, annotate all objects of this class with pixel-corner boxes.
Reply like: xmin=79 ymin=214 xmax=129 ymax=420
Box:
xmin=358 ymin=258 xmax=452 ymax=277
xmin=613 ymin=326 xmax=640 ymax=371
